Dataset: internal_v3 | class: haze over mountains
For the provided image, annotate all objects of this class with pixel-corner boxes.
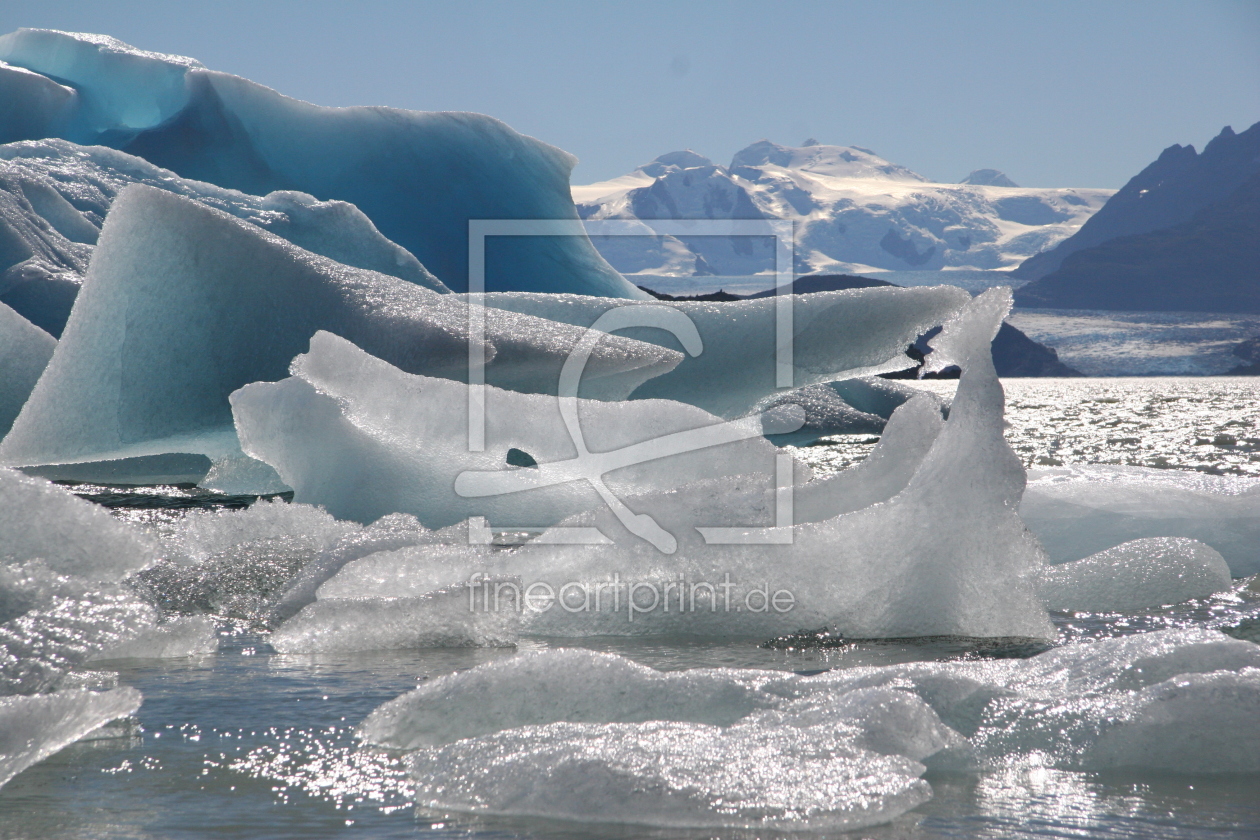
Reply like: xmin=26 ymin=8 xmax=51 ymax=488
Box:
xmin=573 ymin=140 xmax=1113 ymax=277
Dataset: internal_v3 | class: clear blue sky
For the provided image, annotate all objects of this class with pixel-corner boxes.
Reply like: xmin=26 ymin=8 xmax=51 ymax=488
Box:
xmin=2 ymin=0 xmax=1257 ymax=188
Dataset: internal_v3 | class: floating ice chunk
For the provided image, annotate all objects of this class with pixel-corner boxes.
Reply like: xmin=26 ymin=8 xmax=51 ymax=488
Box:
xmin=0 ymin=591 xmax=156 ymax=694
xmin=0 ymin=187 xmax=677 ymax=475
xmin=754 ymin=686 xmax=964 ymax=762
xmin=584 ymin=392 xmax=944 ymax=546
xmin=968 ymin=641 xmax=1260 ymax=772
xmin=791 ymin=628 xmax=1260 ymax=773
xmin=0 ymin=30 xmax=644 ymax=298
xmin=1021 ymin=465 xmax=1260 ymax=576
xmin=359 ymin=649 xmax=770 ymax=750
xmin=1085 ymin=668 xmax=1260 ymax=773
xmin=0 ymin=687 xmax=142 ymax=789
xmin=0 ymin=302 xmax=54 ymax=435
xmin=265 ymin=512 xmax=437 ymax=626
xmin=514 ymin=289 xmax=1052 ymax=640
xmin=1034 ymin=537 xmax=1232 ymax=612
xmin=233 ymin=330 xmax=779 ymax=529
xmin=129 ymin=501 xmax=359 ymax=621
xmin=484 ymin=287 xmax=969 ymax=418
xmin=269 ymin=586 xmax=516 ymax=654
xmin=406 ymin=719 xmax=931 ymax=832
xmin=88 ymin=615 xmax=217 ymax=660
xmin=0 ymin=467 xmax=158 ymax=581
xmin=198 ymin=453 xmax=289 ymax=495
xmin=757 ymin=382 xmax=885 ymax=445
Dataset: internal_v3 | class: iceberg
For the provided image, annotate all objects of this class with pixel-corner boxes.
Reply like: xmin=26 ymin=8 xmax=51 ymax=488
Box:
xmin=250 ymin=291 xmax=1051 ymax=640
xmin=483 ymin=287 xmax=969 ymax=418
xmin=1034 ymin=537 xmax=1232 ymax=612
xmin=0 ymin=139 xmax=446 ymax=337
xmin=1021 ymin=465 xmax=1260 ymax=576
xmin=0 ymin=187 xmax=678 ymax=477
xmin=0 ymin=29 xmax=646 ymax=299
xmin=508 ymin=289 xmax=1053 ymax=639
xmin=0 ymin=301 xmax=54 ymax=436
xmin=232 ymin=330 xmax=785 ymax=528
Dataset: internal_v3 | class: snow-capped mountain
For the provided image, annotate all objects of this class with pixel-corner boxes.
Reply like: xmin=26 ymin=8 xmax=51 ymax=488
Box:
xmin=573 ymin=140 xmax=1114 ymax=277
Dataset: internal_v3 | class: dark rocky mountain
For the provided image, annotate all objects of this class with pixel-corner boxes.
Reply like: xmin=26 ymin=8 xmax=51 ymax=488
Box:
xmin=1013 ymin=122 xmax=1260 ymax=283
xmin=1014 ymin=170 xmax=1260 ymax=312
xmin=640 ymin=275 xmax=1080 ymax=377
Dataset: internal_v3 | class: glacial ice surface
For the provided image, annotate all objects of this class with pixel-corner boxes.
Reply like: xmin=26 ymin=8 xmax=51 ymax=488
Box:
xmin=361 ymin=628 xmax=1260 ymax=831
xmin=0 ymin=187 xmax=677 ymax=475
xmin=359 ymin=649 xmax=770 ymax=749
xmin=0 ymin=467 xmax=157 ymax=581
xmin=270 ymin=586 xmax=516 ymax=654
xmin=0 ymin=29 xmax=645 ymax=299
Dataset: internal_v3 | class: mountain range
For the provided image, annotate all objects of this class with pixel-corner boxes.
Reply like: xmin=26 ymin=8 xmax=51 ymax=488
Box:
xmin=572 ymin=141 xmax=1113 ymax=277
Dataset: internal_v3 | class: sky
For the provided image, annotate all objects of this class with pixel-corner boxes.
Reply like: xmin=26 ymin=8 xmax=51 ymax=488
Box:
xmin=1 ymin=0 xmax=1257 ymax=188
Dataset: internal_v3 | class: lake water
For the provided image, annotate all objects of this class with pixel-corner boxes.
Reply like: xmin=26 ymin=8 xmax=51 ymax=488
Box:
xmin=1 ymin=377 xmax=1258 ymax=840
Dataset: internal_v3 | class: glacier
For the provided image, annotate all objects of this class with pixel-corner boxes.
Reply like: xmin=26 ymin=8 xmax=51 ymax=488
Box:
xmin=0 ymin=29 xmax=646 ymax=299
